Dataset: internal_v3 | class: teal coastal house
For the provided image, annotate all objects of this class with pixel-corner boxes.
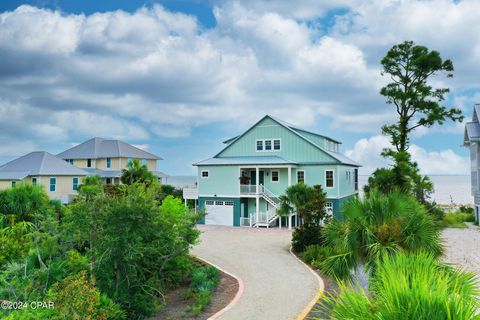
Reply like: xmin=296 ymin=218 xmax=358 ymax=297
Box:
xmin=184 ymin=115 xmax=361 ymax=228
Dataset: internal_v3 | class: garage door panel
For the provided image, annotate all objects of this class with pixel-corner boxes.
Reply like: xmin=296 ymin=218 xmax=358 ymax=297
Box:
xmin=205 ymin=201 xmax=234 ymax=226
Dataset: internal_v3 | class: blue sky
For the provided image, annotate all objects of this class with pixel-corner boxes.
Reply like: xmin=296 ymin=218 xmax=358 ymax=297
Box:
xmin=0 ymin=0 xmax=477 ymax=175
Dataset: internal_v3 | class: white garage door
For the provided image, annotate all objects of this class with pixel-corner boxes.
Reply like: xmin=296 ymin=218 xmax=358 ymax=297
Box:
xmin=205 ymin=200 xmax=234 ymax=226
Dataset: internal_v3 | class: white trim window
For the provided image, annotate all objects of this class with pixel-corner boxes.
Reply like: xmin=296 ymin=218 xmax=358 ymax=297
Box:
xmin=256 ymin=139 xmax=281 ymax=152
xmin=256 ymin=140 xmax=264 ymax=151
xmin=271 ymin=170 xmax=279 ymax=182
xmin=273 ymin=139 xmax=281 ymax=150
xmin=72 ymin=177 xmax=79 ymax=191
xmin=201 ymin=170 xmax=209 ymax=179
xmin=297 ymin=170 xmax=305 ymax=184
xmin=106 ymin=157 xmax=111 ymax=169
xmin=265 ymin=140 xmax=272 ymax=151
xmin=31 ymin=177 xmax=37 ymax=185
xmin=325 ymin=170 xmax=334 ymax=188
xmin=49 ymin=177 xmax=56 ymax=192
xmin=87 ymin=159 xmax=92 ymax=168
xmin=205 ymin=200 xmax=215 ymax=205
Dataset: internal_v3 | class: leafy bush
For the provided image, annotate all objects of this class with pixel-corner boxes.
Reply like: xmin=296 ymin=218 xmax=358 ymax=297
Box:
xmin=186 ymin=265 xmax=220 ymax=316
xmin=443 ymin=212 xmax=475 ymax=228
xmin=321 ymin=252 xmax=480 ymax=319
xmin=292 ymin=225 xmax=325 ymax=253
xmin=320 ymin=190 xmax=442 ymax=281
xmin=459 ymin=205 xmax=474 ymax=214
xmin=301 ymin=245 xmax=334 ymax=269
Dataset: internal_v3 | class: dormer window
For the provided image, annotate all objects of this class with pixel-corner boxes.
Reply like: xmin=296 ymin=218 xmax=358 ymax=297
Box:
xmin=256 ymin=139 xmax=280 ymax=152
xmin=256 ymin=140 xmax=263 ymax=151
xmin=265 ymin=140 xmax=272 ymax=150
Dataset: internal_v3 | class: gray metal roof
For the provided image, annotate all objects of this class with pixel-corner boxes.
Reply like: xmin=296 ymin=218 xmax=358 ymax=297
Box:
xmin=0 ymin=151 xmax=88 ymax=180
xmin=195 ymin=156 xmax=297 ymax=166
xmin=57 ymin=138 xmax=162 ymax=160
xmin=466 ymin=122 xmax=480 ymax=140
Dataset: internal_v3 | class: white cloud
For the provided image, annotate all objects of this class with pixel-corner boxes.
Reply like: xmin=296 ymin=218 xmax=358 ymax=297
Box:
xmin=346 ymin=135 xmax=469 ymax=175
xmin=0 ymin=1 xmax=475 ymax=174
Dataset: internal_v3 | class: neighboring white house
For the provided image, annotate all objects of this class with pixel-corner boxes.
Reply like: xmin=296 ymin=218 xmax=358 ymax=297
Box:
xmin=464 ymin=104 xmax=480 ymax=222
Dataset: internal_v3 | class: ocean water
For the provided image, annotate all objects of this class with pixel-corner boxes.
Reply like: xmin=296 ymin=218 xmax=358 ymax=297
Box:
xmin=359 ymin=175 xmax=473 ymax=205
xmin=166 ymin=175 xmax=473 ymax=205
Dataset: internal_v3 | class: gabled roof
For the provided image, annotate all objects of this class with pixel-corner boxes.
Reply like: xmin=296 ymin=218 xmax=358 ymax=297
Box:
xmin=0 ymin=151 xmax=88 ymax=180
xmin=213 ymin=115 xmax=360 ymax=166
xmin=195 ymin=156 xmax=297 ymax=166
xmin=221 ymin=118 xmax=341 ymax=145
xmin=57 ymin=137 xmax=162 ymax=160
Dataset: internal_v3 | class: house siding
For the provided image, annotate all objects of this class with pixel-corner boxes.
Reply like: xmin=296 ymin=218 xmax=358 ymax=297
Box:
xmin=198 ymin=165 xmax=240 ymax=196
xmin=217 ymin=117 xmax=337 ymax=163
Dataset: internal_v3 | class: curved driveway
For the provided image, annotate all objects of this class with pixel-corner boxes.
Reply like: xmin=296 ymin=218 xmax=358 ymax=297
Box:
xmin=192 ymin=225 xmax=321 ymax=320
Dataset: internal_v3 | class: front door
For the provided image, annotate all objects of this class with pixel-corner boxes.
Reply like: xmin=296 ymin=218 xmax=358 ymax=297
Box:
xmin=250 ymin=170 xmax=264 ymax=185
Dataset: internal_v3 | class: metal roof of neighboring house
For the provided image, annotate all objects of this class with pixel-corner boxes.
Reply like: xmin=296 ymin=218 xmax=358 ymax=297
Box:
xmin=466 ymin=122 xmax=480 ymax=139
xmin=195 ymin=156 xmax=297 ymax=166
xmin=57 ymin=137 xmax=162 ymax=160
xmin=213 ymin=115 xmax=360 ymax=167
xmin=0 ymin=151 xmax=88 ymax=180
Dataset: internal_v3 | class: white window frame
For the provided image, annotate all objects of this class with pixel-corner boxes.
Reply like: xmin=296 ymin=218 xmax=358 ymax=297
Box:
xmin=201 ymin=170 xmax=209 ymax=179
xmin=264 ymin=139 xmax=272 ymax=151
xmin=271 ymin=170 xmax=280 ymax=183
xmin=205 ymin=200 xmax=215 ymax=205
xmin=106 ymin=157 xmax=111 ymax=169
xmin=31 ymin=177 xmax=37 ymax=185
xmin=73 ymin=177 xmax=79 ymax=191
xmin=87 ymin=159 xmax=92 ymax=168
xmin=297 ymin=170 xmax=305 ymax=184
xmin=256 ymin=140 xmax=264 ymax=151
xmin=256 ymin=139 xmax=281 ymax=152
xmin=49 ymin=177 xmax=56 ymax=192
xmin=325 ymin=170 xmax=334 ymax=188
xmin=273 ymin=139 xmax=281 ymax=151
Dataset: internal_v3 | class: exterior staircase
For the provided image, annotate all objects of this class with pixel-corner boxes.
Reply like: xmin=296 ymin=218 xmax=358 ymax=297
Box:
xmin=252 ymin=185 xmax=280 ymax=228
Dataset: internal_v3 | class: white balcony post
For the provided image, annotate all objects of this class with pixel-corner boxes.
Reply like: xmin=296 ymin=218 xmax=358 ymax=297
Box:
xmin=255 ymin=167 xmax=259 ymax=194
xmin=288 ymin=166 xmax=292 ymax=186
xmin=256 ymin=195 xmax=260 ymax=227
xmin=288 ymin=214 xmax=292 ymax=230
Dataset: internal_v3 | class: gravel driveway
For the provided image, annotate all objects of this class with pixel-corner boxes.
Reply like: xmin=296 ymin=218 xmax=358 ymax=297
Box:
xmin=192 ymin=225 xmax=321 ymax=320
xmin=442 ymin=224 xmax=480 ymax=275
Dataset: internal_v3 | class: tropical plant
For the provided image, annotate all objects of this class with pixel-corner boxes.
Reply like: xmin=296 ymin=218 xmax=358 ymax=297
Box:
xmin=321 ymin=252 xmax=480 ymax=320
xmin=279 ymin=184 xmax=328 ymax=252
xmin=320 ymin=190 xmax=442 ymax=281
xmin=120 ymin=159 xmax=156 ymax=185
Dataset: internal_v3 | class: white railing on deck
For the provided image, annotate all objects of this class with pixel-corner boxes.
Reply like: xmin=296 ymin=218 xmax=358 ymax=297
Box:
xmin=183 ymin=187 xmax=198 ymax=200
xmin=240 ymin=184 xmax=257 ymax=195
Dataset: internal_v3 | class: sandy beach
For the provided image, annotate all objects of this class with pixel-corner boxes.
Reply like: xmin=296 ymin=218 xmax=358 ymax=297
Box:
xmin=442 ymin=224 xmax=480 ymax=276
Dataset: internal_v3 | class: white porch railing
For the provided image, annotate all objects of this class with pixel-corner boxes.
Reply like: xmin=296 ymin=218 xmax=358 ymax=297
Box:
xmin=240 ymin=184 xmax=257 ymax=195
xmin=183 ymin=187 xmax=198 ymax=200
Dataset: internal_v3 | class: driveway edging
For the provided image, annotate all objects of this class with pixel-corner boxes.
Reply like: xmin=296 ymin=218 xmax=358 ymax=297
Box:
xmin=195 ymin=256 xmax=245 ymax=320
xmin=289 ymin=247 xmax=325 ymax=320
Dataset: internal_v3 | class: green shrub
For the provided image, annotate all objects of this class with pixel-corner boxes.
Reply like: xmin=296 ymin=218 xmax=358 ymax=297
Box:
xmin=301 ymin=245 xmax=334 ymax=268
xmin=459 ymin=205 xmax=474 ymax=214
xmin=292 ymin=225 xmax=325 ymax=253
xmin=443 ymin=212 xmax=475 ymax=228
xmin=186 ymin=265 xmax=220 ymax=316
xmin=320 ymin=190 xmax=442 ymax=281
xmin=321 ymin=252 xmax=480 ymax=320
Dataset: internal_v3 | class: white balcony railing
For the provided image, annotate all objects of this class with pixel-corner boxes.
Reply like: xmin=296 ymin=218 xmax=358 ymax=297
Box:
xmin=240 ymin=184 xmax=257 ymax=195
xmin=183 ymin=187 xmax=198 ymax=200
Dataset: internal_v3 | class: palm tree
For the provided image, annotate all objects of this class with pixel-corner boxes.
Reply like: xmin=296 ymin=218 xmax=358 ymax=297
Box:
xmin=321 ymin=251 xmax=479 ymax=319
xmin=320 ymin=189 xmax=442 ymax=281
xmin=121 ymin=159 xmax=156 ymax=185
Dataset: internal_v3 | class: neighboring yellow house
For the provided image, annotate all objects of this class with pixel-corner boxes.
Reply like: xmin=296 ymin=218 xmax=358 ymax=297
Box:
xmin=0 ymin=151 xmax=88 ymax=203
xmin=57 ymin=137 xmax=166 ymax=184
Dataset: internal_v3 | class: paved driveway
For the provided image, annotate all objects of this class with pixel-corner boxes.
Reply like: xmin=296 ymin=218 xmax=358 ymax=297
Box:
xmin=192 ymin=225 xmax=321 ymax=320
